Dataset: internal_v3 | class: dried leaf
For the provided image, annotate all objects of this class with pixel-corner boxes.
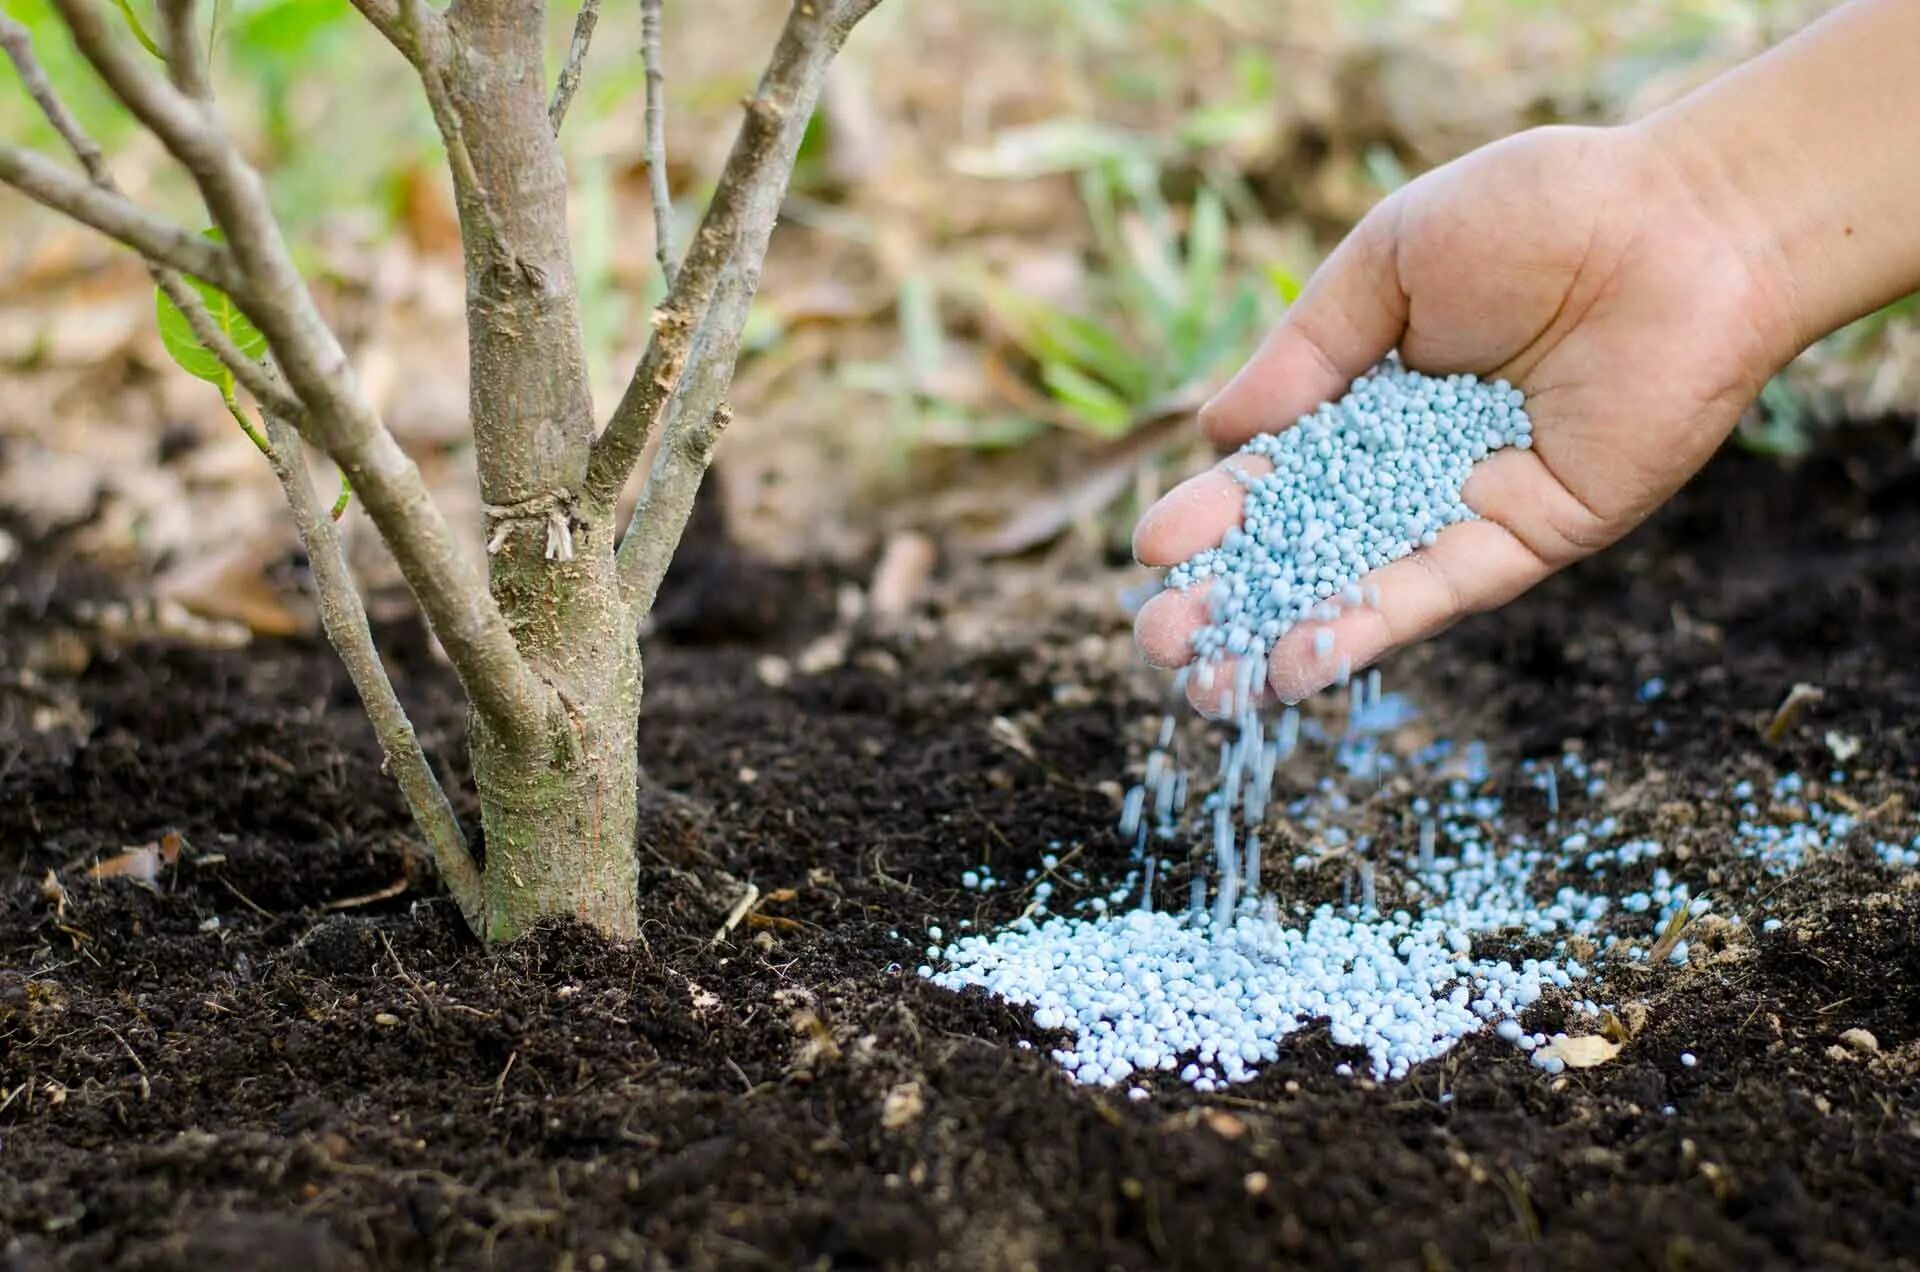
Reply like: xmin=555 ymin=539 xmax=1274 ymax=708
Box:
xmin=989 ymin=715 xmax=1036 ymax=763
xmin=1538 ymin=1033 xmax=1622 ymax=1069
xmin=39 ymin=870 xmax=70 ymax=916
xmin=154 ymin=542 xmax=306 ymax=637
xmin=86 ymin=845 xmax=164 ymax=886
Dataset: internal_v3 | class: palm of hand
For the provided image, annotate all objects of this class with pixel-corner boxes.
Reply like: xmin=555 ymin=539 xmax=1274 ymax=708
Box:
xmin=1134 ymin=126 xmax=1796 ymax=710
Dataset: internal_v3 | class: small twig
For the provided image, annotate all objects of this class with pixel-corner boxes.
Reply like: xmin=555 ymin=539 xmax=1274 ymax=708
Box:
xmin=380 ymin=930 xmax=442 ymax=1028
xmin=548 ymin=0 xmax=600 ymax=133
xmin=639 ymin=0 xmax=675 ymax=286
xmin=100 ymin=1022 xmax=152 ymax=1101
xmin=1762 ymin=682 xmax=1825 ymax=745
xmin=218 ymin=875 xmax=272 ymax=917
xmin=724 ymin=1055 xmax=755 ymax=1094
xmin=710 ymin=878 xmax=760 ymax=947
xmin=491 ymin=1050 xmax=517 ymax=1114
xmin=323 ymin=876 xmax=410 ymax=911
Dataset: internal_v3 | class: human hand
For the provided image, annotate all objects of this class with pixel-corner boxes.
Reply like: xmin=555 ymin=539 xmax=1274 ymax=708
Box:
xmin=1132 ymin=123 xmax=1803 ymax=713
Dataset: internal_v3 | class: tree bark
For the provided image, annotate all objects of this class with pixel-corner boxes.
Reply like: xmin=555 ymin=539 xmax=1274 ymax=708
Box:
xmin=440 ymin=0 xmax=639 ymax=938
xmin=469 ymin=595 xmax=640 ymax=942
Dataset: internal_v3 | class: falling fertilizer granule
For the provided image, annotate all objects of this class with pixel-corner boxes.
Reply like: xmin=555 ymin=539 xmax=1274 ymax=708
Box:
xmin=925 ymin=360 xmax=1917 ymax=1093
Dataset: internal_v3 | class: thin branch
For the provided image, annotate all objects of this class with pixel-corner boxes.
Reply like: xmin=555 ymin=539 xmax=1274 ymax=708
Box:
xmin=621 ymin=399 xmax=731 ymax=615
xmin=0 ymin=141 xmax=245 ymax=293
xmin=583 ymin=0 xmax=881 ymax=519
xmin=351 ymin=0 xmax=511 ymax=266
xmin=606 ymin=0 xmax=883 ymax=595
xmin=345 ymin=0 xmax=408 ymax=53
xmin=398 ymin=0 xmax=514 ymax=266
xmin=548 ymin=0 xmax=600 ymax=134
xmin=48 ymin=0 xmax=554 ymax=737
xmin=5 ymin=12 xmax=296 ymax=414
xmin=264 ymin=413 xmax=483 ymax=928
xmin=639 ymin=0 xmax=674 ymax=286
xmin=154 ymin=0 xmax=211 ymax=103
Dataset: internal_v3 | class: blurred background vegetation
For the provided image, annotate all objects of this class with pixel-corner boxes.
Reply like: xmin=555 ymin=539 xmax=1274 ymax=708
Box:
xmin=1 ymin=0 xmax=1906 ymax=627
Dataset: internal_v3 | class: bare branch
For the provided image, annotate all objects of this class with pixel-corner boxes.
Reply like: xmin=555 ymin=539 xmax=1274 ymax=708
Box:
xmin=616 ymin=245 xmax=754 ymax=607
xmin=264 ymin=413 xmax=483 ymax=928
xmin=584 ymin=0 xmax=883 ymax=519
xmin=345 ymin=0 xmax=408 ymax=53
xmin=0 ymin=144 xmax=245 ymax=294
xmin=351 ymin=0 xmax=513 ymax=267
xmin=549 ymin=0 xmax=600 ymax=134
xmin=620 ymin=400 xmax=731 ymax=615
xmin=397 ymin=0 xmax=515 ymax=266
xmin=48 ymin=0 xmax=554 ymax=736
xmin=154 ymin=0 xmax=211 ymax=103
xmin=640 ymin=0 xmax=674 ymax=286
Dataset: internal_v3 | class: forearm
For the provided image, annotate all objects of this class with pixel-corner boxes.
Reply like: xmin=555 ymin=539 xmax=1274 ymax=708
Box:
xmin=1635 ymin=0 xmax=1920 ymax=359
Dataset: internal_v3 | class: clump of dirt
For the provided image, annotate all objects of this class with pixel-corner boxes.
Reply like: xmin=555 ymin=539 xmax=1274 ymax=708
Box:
xmin=4 ymin=427 xmax=1920 ymax=1270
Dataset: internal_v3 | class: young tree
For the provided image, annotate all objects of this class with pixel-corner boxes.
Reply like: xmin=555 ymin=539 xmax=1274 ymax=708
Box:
xmin=0 ymin=0 xmax=883 ymax=942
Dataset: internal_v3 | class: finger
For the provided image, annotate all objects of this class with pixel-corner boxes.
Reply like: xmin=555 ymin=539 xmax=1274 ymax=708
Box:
xmin=1264 ymin=519 xmax=1549 ymax=702
xmin=1132 ymin=454 xmax=1273 ymax=567
xmin=1133 ymin=584 xmax=1211 ymax=670
xmin=1199 ymin=204 xmax=1410 ymax=449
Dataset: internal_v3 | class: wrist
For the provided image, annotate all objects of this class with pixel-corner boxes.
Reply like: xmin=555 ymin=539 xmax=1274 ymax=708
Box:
xmin=1628 ymin=0 xmax=1920 ymax=365
xmin=1625 ymin=111 xmax=1810 ymax=374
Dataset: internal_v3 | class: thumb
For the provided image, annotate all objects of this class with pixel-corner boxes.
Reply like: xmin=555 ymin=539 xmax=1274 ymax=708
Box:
xmin=1199 ymin=198 xmax=1411 ymax=449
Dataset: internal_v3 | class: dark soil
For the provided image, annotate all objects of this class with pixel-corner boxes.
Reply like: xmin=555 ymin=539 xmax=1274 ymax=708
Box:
xmin=5 ymin=428 xmax=1920 ymax=1271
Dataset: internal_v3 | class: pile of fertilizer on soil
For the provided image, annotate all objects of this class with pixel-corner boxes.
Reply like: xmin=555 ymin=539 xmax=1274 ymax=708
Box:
xmin=929 ymin=360 xmax=1915 ymax=1094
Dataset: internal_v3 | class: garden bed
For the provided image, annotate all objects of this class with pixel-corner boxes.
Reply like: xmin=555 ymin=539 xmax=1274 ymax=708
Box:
xmin=4 ymin=427 xmax=1920 ymax=1270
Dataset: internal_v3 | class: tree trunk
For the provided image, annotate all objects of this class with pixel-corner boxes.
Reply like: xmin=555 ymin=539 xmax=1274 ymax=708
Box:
xmin=470 ymin=522 xmax=642 ymax=942
xmin=439 ymin=0 xmax=642 ymax=941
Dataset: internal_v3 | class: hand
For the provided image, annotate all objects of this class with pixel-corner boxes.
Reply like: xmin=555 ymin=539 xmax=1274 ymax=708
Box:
xmin=1132 ymin=123 xmax=1802 ymax=713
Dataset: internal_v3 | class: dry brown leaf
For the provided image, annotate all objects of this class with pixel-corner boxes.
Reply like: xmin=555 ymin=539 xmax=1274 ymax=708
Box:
xmin=38 ymin=870 xmax=69 ymax=916
xmin=154 ymin=542 xmax=308 ymax=637
xmin=86 ymin=845 xmax=164 ymax=886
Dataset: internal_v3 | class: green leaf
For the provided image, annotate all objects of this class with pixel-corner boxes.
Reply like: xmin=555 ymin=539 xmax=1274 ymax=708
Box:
xmin=1264 ymin=263 xmax=1304 ymax=305
xmin=108 ymin=0 xmax=165 ymax=59
xmin=984 ymin=284 xmax=1149 ymax=404
xmin=1041 ymin=360 xmax=1133 ymax=438
xmin=153 ymin=233 xmax=267 ymax=390
xmin=897 ymin=274 xmax=945 ymax=387
xmin=1184 ymin=187 xmax=1227 ymax=315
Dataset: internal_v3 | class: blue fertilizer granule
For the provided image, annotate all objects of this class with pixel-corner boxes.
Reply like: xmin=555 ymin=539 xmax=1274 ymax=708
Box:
xmin=1165 ymin=358 xmax=1531 ymax=668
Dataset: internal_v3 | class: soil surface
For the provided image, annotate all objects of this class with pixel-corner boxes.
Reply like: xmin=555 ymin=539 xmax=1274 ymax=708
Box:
xmin=5 ymin=429 xmax=1920 ymax=1271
